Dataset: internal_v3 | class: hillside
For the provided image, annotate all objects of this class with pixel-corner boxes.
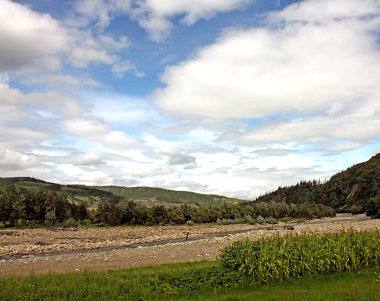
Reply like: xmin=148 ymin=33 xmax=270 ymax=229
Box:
xmin=0 ymin=177 xmax=121 ymax=204
xmin=96 ymin=186 xmax=242 ymax=207
xmin=0 ymin=177 xmax=243 ymax=207
xmin=255 ymin=153 xmax=380 ymax=213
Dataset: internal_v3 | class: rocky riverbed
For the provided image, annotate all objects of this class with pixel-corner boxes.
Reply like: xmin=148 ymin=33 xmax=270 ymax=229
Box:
xmin=0 ymin=214 xmax=378 ymax=276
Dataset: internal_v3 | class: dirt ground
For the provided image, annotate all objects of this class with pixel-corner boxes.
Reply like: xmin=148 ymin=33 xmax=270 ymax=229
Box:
xmin=0 ymin=214 xmax=379 ymax=276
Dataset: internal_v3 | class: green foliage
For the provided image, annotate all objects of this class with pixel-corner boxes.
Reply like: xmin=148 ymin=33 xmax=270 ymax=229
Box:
xmin=364 ymin=195 xmax=380 ymax=218
xmin=0 ymin=185 xmax=89 ymax=226
xmin=0 ymin=183 xmax=335 ymax=227
xmin=0 ymin=177 xmax=122 ymax=204
xmin=220 ymin=230 xmax=380 ymax=284
xmin=256 ymin=153 xmax=380 ymax=216
xmin=96 ymin=185 xmax=242 ymax=207
xmin=0 ymin=261 xmax=379 ymax=301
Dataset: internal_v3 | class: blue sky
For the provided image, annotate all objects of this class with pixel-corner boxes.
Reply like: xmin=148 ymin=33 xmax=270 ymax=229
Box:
xmin=1 ymin=0 xmax=380 ymax=199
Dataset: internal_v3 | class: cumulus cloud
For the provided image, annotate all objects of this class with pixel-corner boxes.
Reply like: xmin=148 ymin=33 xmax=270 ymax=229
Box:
xmin=0 ymin=0 xmax=68 ymax=72
xmin=0 ymin=149 xmax=39 ymax=170
xmin=0 ymin=0 xmax=129 ymax=74
xmin=64 ymin=117 xmax=137 ymax=150
xmin=0 ymin=82 xmax=81 ymax=150
xmin=155 ymin=0 xmax=380 ymax=147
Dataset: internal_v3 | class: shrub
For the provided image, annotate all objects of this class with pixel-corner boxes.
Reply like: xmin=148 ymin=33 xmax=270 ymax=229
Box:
xmin=62 ymin=218 xmax=79 ymax=228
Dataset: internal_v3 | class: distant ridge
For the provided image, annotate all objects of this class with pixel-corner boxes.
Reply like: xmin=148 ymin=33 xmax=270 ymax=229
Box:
xmin=0 ymin=177 xmax=244 ymax=207
xmin=255 ymin=153 xmax=380 ymax=212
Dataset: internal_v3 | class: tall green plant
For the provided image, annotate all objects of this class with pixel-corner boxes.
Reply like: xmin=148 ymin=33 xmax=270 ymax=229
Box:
xmin=220 ymin=230 xmax=380 ymax=283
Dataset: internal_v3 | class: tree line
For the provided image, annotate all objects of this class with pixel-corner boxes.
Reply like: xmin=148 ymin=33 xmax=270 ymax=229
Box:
xmin=256 ymin=179 xmax=380 ymax=218
xmin=0 ymin=185 xmax=335 ymax=227
xmin=255 ymin=153 xmax=380 ymax=217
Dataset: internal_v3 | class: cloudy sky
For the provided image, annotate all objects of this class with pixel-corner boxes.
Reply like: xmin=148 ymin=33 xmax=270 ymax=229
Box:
xmin=1 ymin=0 xmax=380 ymax=199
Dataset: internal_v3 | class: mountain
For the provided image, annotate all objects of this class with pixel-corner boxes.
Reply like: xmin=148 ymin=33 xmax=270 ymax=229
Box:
xmin=0 ymin=177 xmax=243 ymax=207
xmin=255 ymin=153 xmax=380 ymax=214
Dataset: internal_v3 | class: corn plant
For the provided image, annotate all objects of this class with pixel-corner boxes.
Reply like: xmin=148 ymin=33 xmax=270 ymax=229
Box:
xmin=220 ymin=230 xmax=380 ymax=283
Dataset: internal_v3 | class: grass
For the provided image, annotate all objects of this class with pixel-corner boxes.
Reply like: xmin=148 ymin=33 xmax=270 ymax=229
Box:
xmin=0 ymin=262 xmax=379 ymax=301
xmin=168 ymin=266 xmax=380 ymax=301
xmin=172 ymin=267 xmax=380 ymax=301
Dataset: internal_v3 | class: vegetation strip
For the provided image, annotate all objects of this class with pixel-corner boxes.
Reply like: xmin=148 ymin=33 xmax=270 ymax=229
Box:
xmin=220 ymin=230 xmax=380 ymax=283
xmin=0 ymin=182 xmax=335 ymax=228
xmin=0 ymin=261 xmax=379 ymax=300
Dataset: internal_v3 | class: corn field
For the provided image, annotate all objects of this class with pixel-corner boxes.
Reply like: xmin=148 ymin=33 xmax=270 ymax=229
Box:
xmin=220 ymin=230 xmax=380 ymax=283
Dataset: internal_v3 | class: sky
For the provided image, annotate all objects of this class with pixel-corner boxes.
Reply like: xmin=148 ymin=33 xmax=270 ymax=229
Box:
xmin=1 ymin=0 xmax=380 ymax=200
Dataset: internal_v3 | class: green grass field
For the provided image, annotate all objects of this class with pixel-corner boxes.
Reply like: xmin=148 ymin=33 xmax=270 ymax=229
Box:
xmin=0 ymin=262 xmax=379 ymax=301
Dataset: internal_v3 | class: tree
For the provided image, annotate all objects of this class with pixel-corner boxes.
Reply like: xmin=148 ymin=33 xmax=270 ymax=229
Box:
xmin=364 ymin=196 xmax=380 ymax=218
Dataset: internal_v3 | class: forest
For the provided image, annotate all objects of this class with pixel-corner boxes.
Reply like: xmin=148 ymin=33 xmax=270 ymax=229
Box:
xmin=256 ymin=153 xmax=380 ymax=218
xmin=0 ymin=184 xmax=335 ymax=227
xmin=1 ymin=153 xmax=379 ymax=227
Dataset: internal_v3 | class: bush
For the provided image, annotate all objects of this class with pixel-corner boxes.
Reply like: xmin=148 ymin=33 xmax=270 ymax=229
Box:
xmin=220 ymin=230 xmax=380 ymax=284
xmin=62 ymin=218 xmax=79 ymax=228
xmin=264 ymin=216 xmax=277 ymax=224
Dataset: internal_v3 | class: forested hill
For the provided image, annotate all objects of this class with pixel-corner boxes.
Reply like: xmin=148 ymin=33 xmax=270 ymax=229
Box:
xmin=0 ymin=177 xmax=243 ymax=207
xmin=95 ymin=186 xmax=242 ymax=207
xmin=255 ymin=153 xmax=380 ymax=216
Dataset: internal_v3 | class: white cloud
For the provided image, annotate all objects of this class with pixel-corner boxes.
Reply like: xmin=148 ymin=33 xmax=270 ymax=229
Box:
xmin=64 ymin=118 xmax=109 ymax=137
xmin=72 ymin=152 xmax=104 ymax=166
xmin=0 ymin=149 xmax=39 ymax=170
xmin=79 ymin=170 xmax=114 ymax=186
xmin=67 ymin=32 xmax=128 ymax=68
xmin=0 ymin=0 xmax=129 ymax=75
xmin=111 ymin=60 xmax=136 ymax=78
xmin=323 ymin=142 xmax=363 ymax=154
xmin=0 ymin=82 xmax=77 ymax=150
xmin=0 ymin=73 xmax=9 ymax=84
xmin=63 ymin=117 xmax=138 ymax=150
xmin=156 ymin=24 xmax=380 ymax=119
xmin=104 ymin=131 xmax=137 ymax=149
xmin=155 ymin=0 xmax=380 ymax=148
xmin=73 ymin=0 xmax=254 ymax=41
xmin=270 ymin=0 xmax=380 ymax=24
xmin=135 ymin=0 xmax=254 ymax=41
xmin=0 ymin=0 xmax=68 ymax=72
xmin=240 ymin=114 xmax=380 ymax=145
xmin=73 ymin=0 xmax=132 ymax=29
